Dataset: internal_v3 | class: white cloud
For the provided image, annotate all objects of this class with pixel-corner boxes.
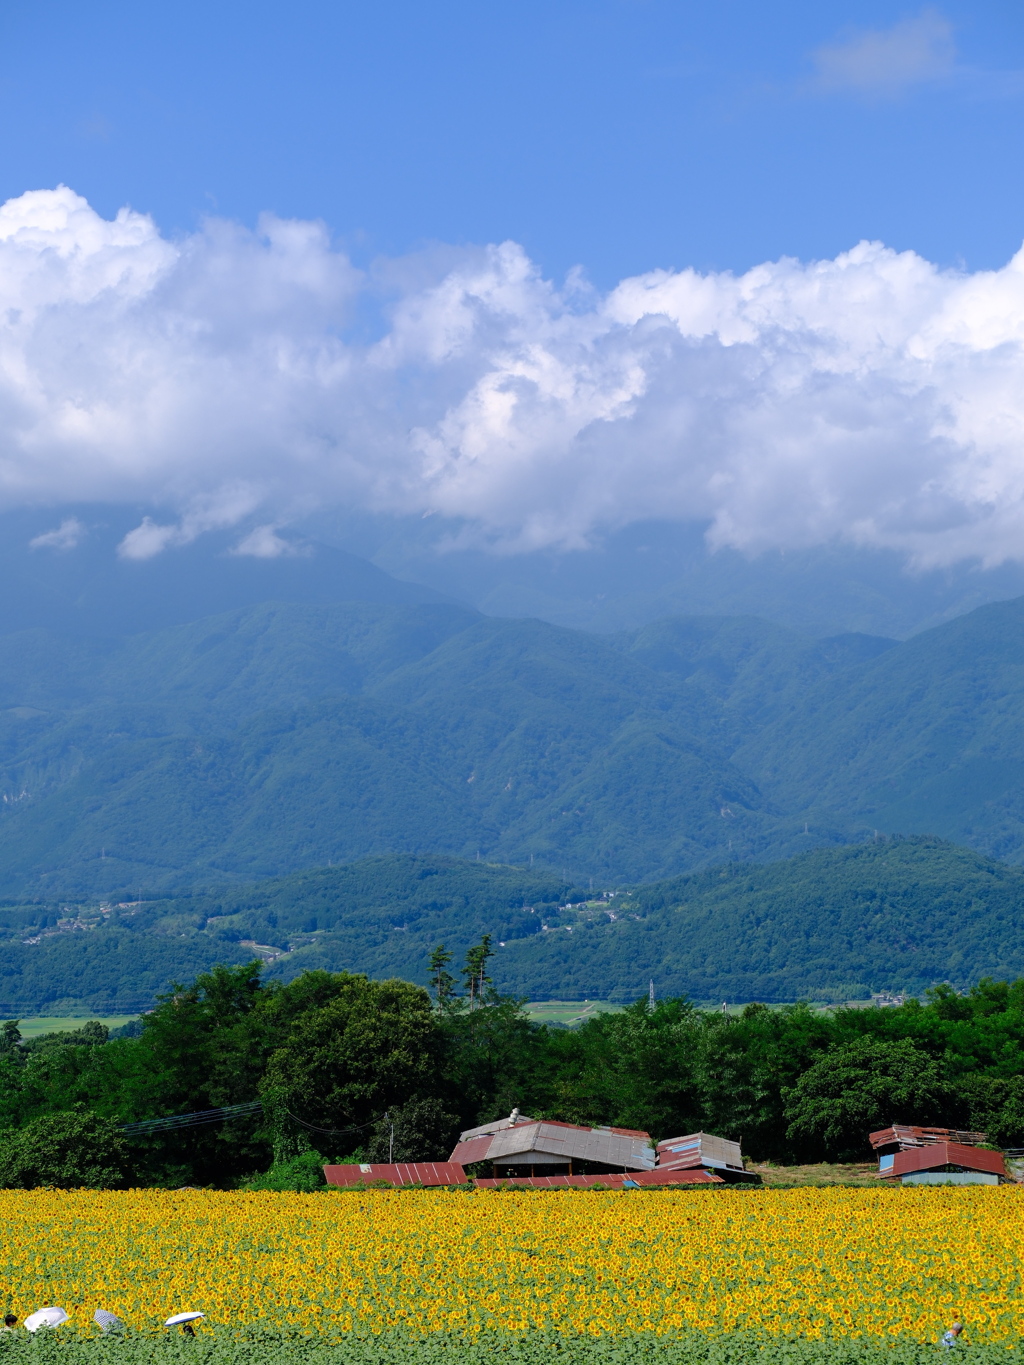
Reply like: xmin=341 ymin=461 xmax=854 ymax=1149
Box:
xmin=29 ymin=515 xmax=85 ymax=550
xmin=230 ymin=525 xmax=308 ymax=558
xmin=811 ymin=9 xmax=955 ymax=98
xmin=117 ymin=487 xmax=263 ymax=559
xmin=3 ymin=185 xmax=1024 ymax=568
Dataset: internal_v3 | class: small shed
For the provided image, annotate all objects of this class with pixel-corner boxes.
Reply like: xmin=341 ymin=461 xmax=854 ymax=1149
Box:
xmin=657 ymin=1132 xmax=755 ymax=1179
xmin=876 ymin=1142 xmax=1007 ymax=1185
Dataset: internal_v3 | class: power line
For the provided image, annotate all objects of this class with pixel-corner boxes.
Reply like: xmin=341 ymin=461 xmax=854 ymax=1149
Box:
xmin=121 ymin=1103 xmax=383 ymax=1140
xmin=284 ymin=1111 xmax=378 ymax=1138
xmin=121 ymin=1102 xmax=263 ymax=1136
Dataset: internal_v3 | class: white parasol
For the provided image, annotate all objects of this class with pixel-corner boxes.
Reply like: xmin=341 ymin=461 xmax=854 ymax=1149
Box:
xmin=24 ymin=1307 xmax=68 ymax=1333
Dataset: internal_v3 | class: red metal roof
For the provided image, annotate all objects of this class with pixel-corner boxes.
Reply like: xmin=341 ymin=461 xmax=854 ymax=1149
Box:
xmin=449 ymin=1135 xmax=495 ymax=1167
xmin=323 ymin=1162 xmax=467 ymax=1187
xmin=879 ymin=1143 xmax=1006 ymax=1179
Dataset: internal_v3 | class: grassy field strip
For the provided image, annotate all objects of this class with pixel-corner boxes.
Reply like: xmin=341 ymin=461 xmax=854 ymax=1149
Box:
xmin=11 ymin=1016 xmax=138 ymax=1038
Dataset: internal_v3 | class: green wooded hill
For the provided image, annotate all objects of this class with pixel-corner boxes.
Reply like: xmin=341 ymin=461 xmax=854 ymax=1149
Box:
xmin=1 ymin=590 xmax=1024 ymax=900
xmin=496 ymin=836 xmax=1024 ymax=1003
xmin=0 ymin=854 xmax=571 ymax=1013
xmin=2 ymin=838 xmax=1023 ymax=1012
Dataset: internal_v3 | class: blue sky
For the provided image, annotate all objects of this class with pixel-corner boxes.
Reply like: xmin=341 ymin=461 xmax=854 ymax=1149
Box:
xmin=2 ymin=1 xmax=1022 ymax=283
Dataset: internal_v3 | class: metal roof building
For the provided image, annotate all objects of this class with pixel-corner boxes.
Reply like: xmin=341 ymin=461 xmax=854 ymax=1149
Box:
xmin=657 ymin=1132 xmax=753 ymax=1179
xmin=876 ymin=1142 xmax=1007 ymax=1185
xmin=451 ymin=1113 xmax=656 ymax=1178
xmin=476 ymin=1168 xmax=723 ymax=1189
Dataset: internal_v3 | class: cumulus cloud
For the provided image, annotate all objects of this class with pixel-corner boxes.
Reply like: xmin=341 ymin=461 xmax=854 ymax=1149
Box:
xmin=3 ymin=185 xmax=1024 ymax=568
xmin=230 ymin=525 xmax=309 ymax=558
xmin=29 ymin=515 xmax=85 ymax=550
xmin=811 ymin=9 xmax=955 ymax=98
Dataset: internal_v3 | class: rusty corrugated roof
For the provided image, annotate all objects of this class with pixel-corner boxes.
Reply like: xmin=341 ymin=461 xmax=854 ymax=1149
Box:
xmin=323 ymin=1161 xmax=467 ymax=1187
xmin=449 ymin=1135 xmax=496 ymax=1167
xmin=657 ymin=1132 xmax=745 ymax=1172
xmin=878 ymin=1143 xmax=1006 ymax=1179
xmin=869 ymin=1124 xmax=988 ymax=1152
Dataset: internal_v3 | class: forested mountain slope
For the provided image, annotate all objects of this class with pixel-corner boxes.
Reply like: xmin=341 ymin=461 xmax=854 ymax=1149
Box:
xmin=0 ymin=592 xmax=1023 ymax=897
xmin=0 ymin=603 xmax=883 ymax=897
xmin=496 ymin=837 xmax=1024 ymax=1002
xmin=739 ymin=597 xmax=1024 ymax=860
xmin=1 ymin=839 xmax=1021 ymax=1013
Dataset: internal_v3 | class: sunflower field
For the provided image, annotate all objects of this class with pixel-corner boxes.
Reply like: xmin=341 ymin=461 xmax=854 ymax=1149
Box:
xmin=0 ymin=1187 xmax=1023 ymax=1363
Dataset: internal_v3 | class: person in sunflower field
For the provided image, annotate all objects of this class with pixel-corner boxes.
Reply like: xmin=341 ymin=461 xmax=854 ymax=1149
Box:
xmin=0 ymin=1315 xmax=17 ymax=1332
xmin=940 ymin=1320 xmax=963 ymax=1347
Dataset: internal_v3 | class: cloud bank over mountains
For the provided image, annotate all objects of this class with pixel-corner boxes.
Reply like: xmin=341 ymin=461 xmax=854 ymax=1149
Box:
xmin=3 ymin=185 xmax=1024 ymax=567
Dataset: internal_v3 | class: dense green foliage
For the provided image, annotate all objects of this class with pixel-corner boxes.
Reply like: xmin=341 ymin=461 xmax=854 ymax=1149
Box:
xmin=0 ymin=1106 xmax=133 ymax=1189
xmin=0 ymin=1326 xmax=1014 ymax=1365
xmin=6 ymin=953 xmax=1024 ymax=1183
xmin=495 ymin=837 xmax=1024 ymax=1002
xmin=0 ymin=855 xmax=570 ymax=1014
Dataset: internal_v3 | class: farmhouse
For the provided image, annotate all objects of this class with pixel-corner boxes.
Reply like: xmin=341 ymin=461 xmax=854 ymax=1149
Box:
xmin=450 ymin=1111 xmax=656 ymax=1178
xmin=322 ymin=1111 xmax=753 ymax=1188
xmin=870 ymin=1124 xmax=1008 ymax=1185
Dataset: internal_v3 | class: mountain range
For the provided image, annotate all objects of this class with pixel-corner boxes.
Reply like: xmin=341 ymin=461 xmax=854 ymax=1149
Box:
xmin=0 ymin=506 xmax=1022 ymax=1010
xmin=4 ymin=579 xmax=1024 ymax=896
xmin=0 ymin=838 xmax=1020 ymax=1013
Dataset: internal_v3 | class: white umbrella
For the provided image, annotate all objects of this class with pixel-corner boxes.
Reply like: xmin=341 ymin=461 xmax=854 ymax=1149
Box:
xmin=24 ymin=1307 xmax=68 ymax=1333
xmin=165 ymin=1312 xmax=205 ymax=1326
xmin=93 ymin=1310 xmax=124 ymax=1332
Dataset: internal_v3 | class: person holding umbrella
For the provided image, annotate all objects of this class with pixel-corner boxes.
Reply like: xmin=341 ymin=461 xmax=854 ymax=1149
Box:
xmin=166 ymin=1312 xmax=205 ymax=1337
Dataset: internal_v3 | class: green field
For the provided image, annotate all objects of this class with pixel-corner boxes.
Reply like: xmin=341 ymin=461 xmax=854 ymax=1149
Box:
xmin=522 ymin=999 xmax=623 ymax=1025
xmin=0 ymin=1328 xmax=1010 ymax=1365
xmin=10 ymin=1015 xmax=137 ymax=1039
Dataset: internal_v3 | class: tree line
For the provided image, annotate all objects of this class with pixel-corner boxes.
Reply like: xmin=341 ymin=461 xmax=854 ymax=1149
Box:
xmin=2 ymin=941 xmax=1024 ymax=1187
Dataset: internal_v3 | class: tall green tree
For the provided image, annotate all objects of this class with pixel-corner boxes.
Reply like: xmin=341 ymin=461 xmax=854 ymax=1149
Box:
xmin=260 ymin=973 xmax=441 ymax=1159
xmin=783 ymin=1036 xmax=952 ymax=1161
xmin=462 ymin=936 xmax=495 ymax=1009
xmin=0 ymin=1107 xmax=134 ymax=1190
xmin=428 ymin=945 xmax=457 ymax=1010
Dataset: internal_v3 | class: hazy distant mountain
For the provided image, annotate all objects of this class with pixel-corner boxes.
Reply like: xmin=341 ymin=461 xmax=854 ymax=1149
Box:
xmin=309 ymin=510 xmax=1024 ymax=640
xmin=8 ymin=503 xmax=1024 ymax=641
xmin=2 ymin=590 xmax=1024 ymax=900
xmin=0 ymin=506 xmax=452 ymax=636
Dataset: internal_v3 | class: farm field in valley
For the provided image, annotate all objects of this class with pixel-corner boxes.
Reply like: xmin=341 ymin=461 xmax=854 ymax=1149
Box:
xmin=2 ymin=1187 xmax=1023 ymax=1351
xmin=522 ymin=1000 xmax=623 ymax=1025
xmin=12 ymin=1015 xmax=138 ymax=1039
